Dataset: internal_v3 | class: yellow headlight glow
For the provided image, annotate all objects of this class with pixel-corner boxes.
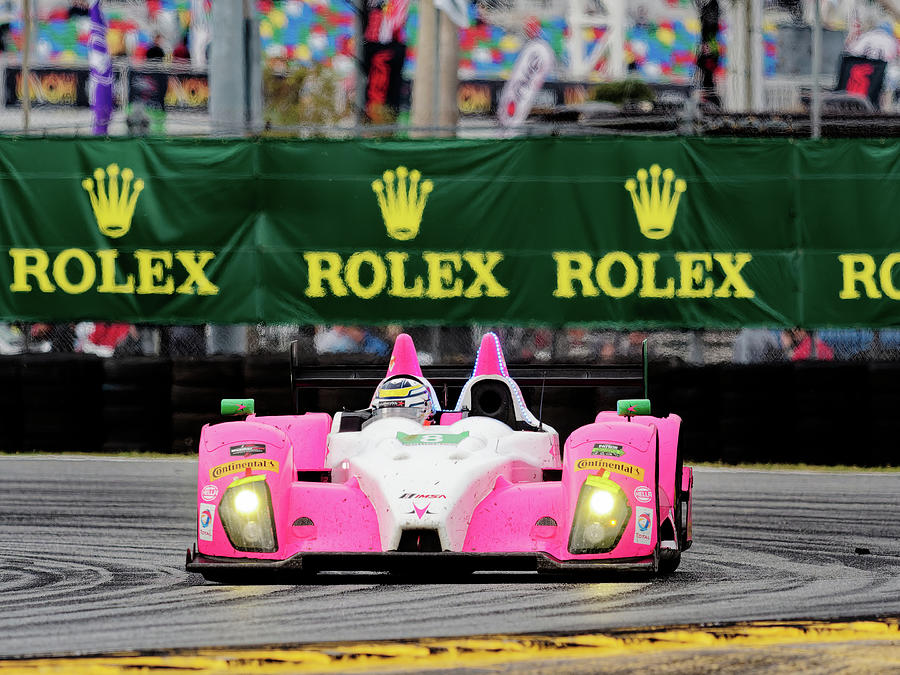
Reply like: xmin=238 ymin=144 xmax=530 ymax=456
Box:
xmin=234 ymin=488 xmax=260 ymax=514
xmin=589 ymin=490 xmax=616 ymax=516
xmin=569 ymin=474 xmax=632 ymax=555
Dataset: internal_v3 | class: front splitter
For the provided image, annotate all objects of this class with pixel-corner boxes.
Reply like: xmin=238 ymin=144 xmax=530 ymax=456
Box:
xmin=186 ymin=549 xmax=656 ymax=579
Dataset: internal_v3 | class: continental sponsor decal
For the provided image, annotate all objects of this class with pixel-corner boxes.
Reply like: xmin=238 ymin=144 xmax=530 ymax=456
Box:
xmin=574 ymin=458 xmax=645 ymax=481
xmin=210 ymin=458 xmax=279 ymax=481
xmin=8 ymin=163 xmax=218 ymax=298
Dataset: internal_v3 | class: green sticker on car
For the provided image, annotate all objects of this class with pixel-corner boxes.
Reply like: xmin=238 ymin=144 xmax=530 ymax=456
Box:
xmin=397 ymin=431 xmax=470 ymax=446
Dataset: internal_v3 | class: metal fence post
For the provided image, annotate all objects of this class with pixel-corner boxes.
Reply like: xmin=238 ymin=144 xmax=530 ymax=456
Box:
xmin=811 ymin=0 xmax=822 ymax=139
xmin=22 ymin=0 xmax=30 ymax=132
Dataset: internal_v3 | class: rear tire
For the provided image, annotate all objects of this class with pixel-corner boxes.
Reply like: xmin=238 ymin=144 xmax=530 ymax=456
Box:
xmin=657 ymin=486 xmax=682 ymax=575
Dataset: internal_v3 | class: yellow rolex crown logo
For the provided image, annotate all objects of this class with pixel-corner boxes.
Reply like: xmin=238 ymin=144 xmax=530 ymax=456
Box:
xmin=372 ymin=166 xmax=433 ymax=241
xmin=82 ymin=163 xmax=144 ymax=239
xmin=624 ymin=164 xmax=686 ymax=240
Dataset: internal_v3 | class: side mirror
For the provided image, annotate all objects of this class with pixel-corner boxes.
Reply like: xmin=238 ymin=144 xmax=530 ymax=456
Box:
xmin=221 ymin=398 xmax=255 ymax=416
xmin=617 ymin=398 xmax=650 ymax=418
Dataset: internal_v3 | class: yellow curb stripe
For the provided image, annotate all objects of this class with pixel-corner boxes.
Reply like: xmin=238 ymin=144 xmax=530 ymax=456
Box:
xmin=0 ymin=618 xmax=897 ymax=674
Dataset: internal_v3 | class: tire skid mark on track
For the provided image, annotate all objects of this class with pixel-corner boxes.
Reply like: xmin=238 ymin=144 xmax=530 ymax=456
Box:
xmin=0 ymin=556 xmax=114 ymax=600
xmin=1 ymin=460 xmax=900 ymax=657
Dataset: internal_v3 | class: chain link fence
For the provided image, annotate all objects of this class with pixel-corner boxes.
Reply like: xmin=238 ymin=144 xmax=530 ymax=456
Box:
xmin=3 ymin=322 xmax=899 ymax=366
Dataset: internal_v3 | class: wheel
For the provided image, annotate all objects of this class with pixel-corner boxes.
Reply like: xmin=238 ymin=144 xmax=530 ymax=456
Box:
xmin=657 ymin=476 xmax=682 ymax=575
xmin=658 ymin=549 xmax=681 ymax=575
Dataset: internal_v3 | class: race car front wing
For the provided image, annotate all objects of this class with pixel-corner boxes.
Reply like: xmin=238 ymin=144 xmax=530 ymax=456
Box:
xmin=186 ymin=546 xmax=658 ymax=578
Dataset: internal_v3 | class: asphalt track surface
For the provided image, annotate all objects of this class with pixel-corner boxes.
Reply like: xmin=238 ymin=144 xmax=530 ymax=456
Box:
xmin=0 ymin=457 xmax=898 ymax=659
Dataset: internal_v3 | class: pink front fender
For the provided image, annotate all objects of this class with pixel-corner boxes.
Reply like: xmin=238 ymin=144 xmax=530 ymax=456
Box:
xmin=560 ymin=419 xmax=661 ymax=560
xmin=196 ymin=413 xmax=363 ymax=559
xmin=285 ymin=478 xmax=381 ymax=553
xmin=196 ymin=420 xmax=295 ymax=558
xmin=464 ymin=480 xmax=564 ymax=555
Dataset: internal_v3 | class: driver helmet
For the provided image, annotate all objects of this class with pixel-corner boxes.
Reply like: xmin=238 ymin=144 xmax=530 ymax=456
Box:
xmin=371 ymin=375 xmax=434 ymax=423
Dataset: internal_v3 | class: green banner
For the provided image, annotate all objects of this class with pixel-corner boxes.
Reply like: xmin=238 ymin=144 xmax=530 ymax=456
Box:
xmin=0 ymin=136 xmax=898 ymax=328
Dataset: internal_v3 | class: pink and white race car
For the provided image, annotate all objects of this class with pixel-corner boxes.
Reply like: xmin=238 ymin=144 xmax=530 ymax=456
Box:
xmin=186 ymin=333 xmax=693 ymax=581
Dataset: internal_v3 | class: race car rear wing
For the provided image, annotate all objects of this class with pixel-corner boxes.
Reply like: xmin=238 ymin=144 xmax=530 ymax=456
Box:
xmin=289 ymin=340 xmax=649 ymax=415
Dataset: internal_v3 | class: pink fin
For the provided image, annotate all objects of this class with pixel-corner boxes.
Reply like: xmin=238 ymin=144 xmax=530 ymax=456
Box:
xmin=494 ymin=475 xmax=512 ymax=491
xmin=385 ymin=333 xmax=423 ymax=378
xmin=473 ymin=332 xmax=509 ymax=377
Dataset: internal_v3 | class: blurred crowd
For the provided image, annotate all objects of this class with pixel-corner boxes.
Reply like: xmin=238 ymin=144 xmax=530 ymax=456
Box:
xmin=23 ymin=0 xmax=199 ymax=64
xmin=731 ymin=327 xmax=900 ymax=363
xmin=2 ymin=321 xmax=899 ymax=365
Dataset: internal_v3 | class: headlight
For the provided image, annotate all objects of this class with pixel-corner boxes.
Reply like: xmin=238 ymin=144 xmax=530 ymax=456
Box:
xmin=568 ymin=474 xmax=632 ymax=555
xmin=218 ymin=475 xmax=278 ymax=553
xmin=234 ymin=488 xmax=260 ymax=514
xmin=589 ymin=490 xmax=616 ymax=516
